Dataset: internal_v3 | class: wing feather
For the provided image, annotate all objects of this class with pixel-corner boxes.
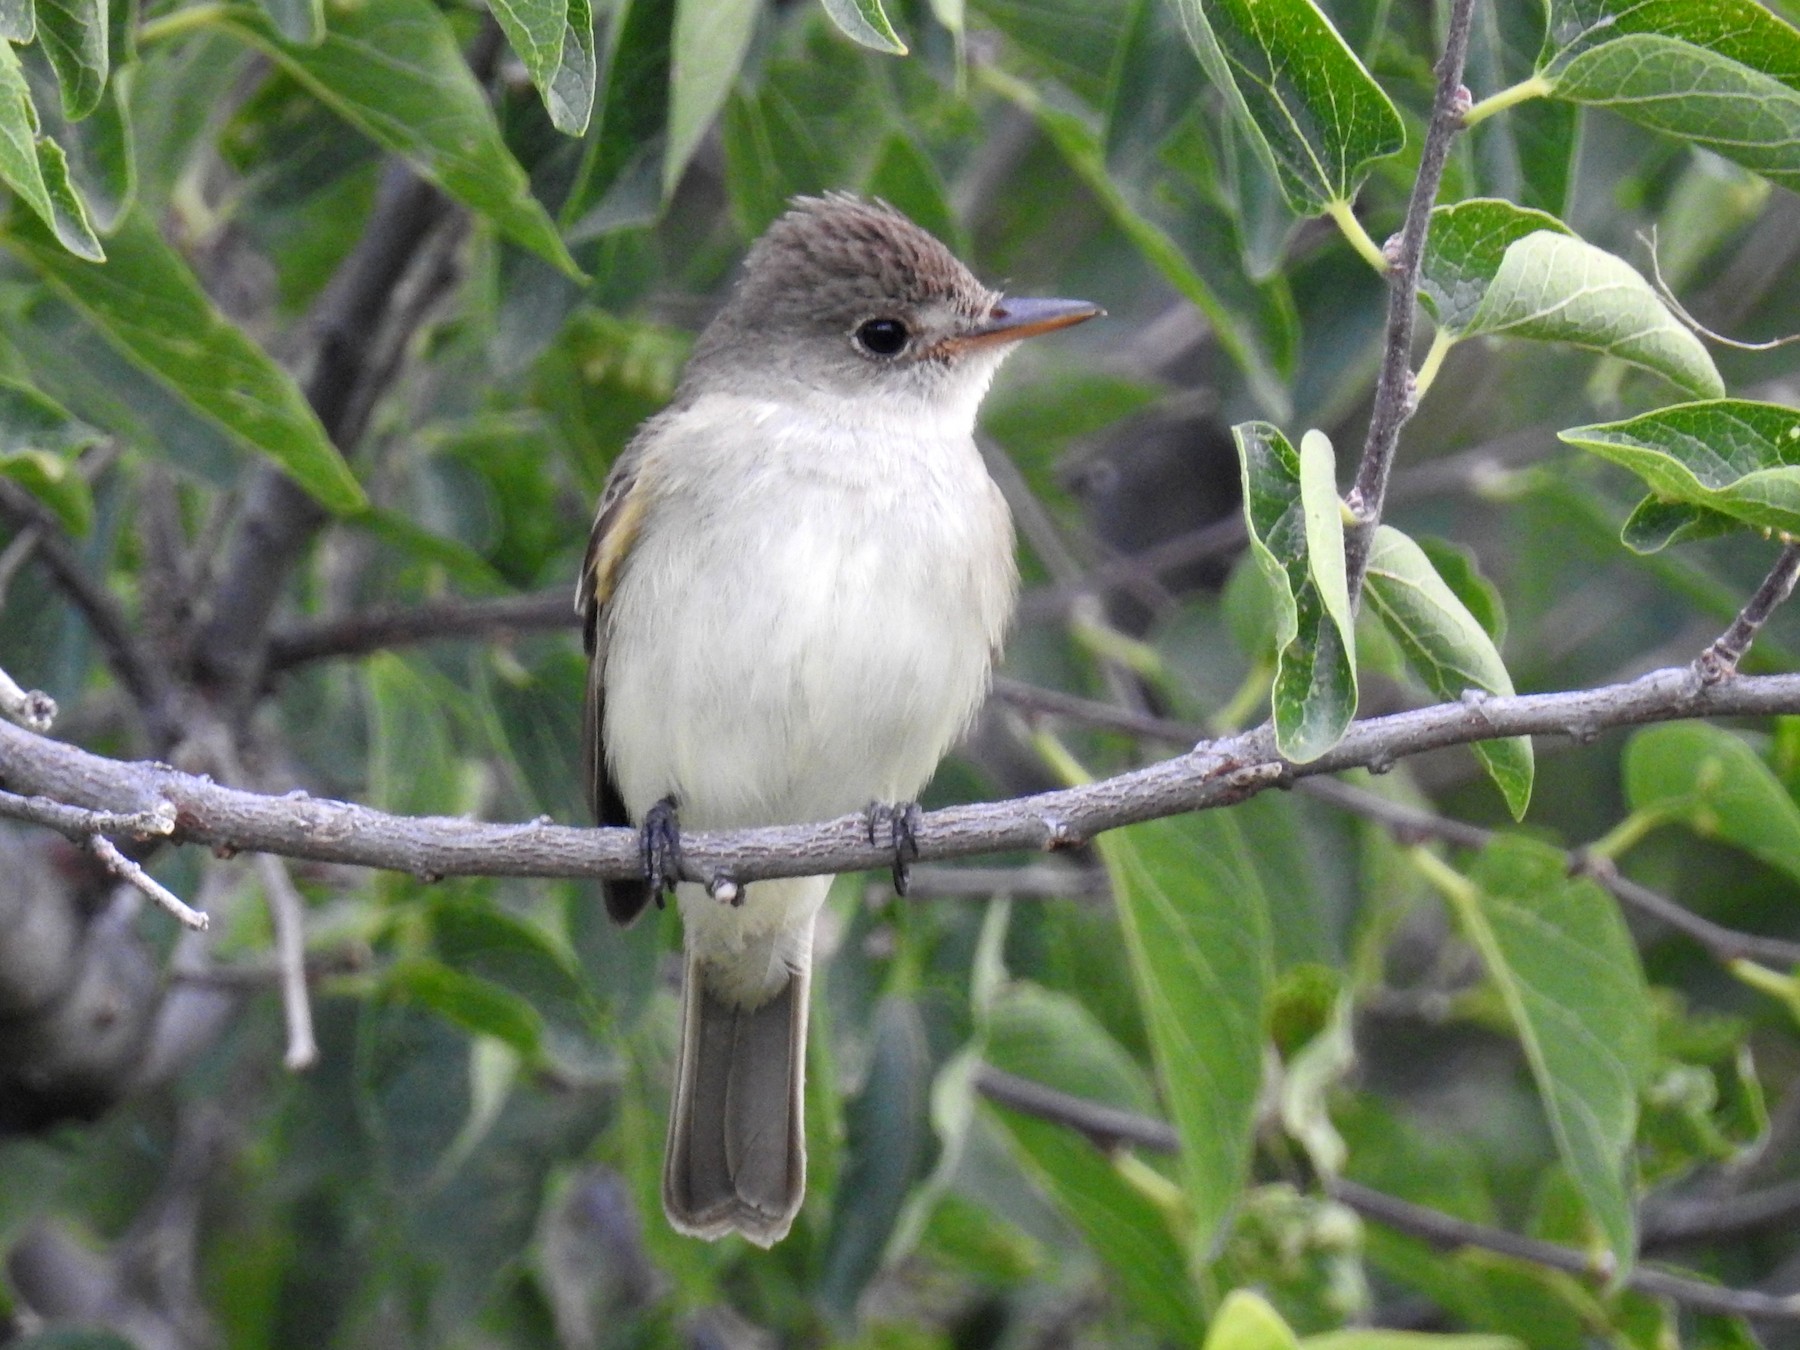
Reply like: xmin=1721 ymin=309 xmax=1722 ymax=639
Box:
xmin=579 ymin=436 xmax=656 ymax=925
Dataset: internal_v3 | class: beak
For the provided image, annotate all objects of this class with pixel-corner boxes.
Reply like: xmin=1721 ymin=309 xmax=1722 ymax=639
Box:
xmin=961 ymin=296 xmax=1104 ymax=348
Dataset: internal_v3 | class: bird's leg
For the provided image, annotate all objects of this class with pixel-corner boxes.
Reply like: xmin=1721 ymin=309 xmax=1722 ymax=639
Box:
xmin=642 ymin=795 xmax=684 ymax=900
xmin=865 ymin=800 xmax=923 ymax=896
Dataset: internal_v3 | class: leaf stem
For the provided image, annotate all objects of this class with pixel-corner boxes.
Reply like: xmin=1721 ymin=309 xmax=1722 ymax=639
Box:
xmin=1582 ymin=807 xmax=1668 ymax=862
xmin=1326 ymin=198 xmax=1390 ymax=274
xmin=1412 ymin=328 xmax=1457 ymax=400
xmin=1209 ymin=659 xmax=1274 ymax=736
xmin=1730 ymin=960 xmax=1800 ymax=1025
xmin=138 ymin=2 xmax=230 ymax=47
xmin=1462 ymin=74 xmax=1555 ymax=129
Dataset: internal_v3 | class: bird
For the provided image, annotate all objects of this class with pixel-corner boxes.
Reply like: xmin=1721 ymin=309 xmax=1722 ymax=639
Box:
xmin=577 ymin=194 xmax=1100 ymax=1246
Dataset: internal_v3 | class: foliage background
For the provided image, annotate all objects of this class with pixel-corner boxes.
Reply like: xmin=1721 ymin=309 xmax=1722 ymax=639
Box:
xmin=1 ymin=0 xmax=1800 ymax=1345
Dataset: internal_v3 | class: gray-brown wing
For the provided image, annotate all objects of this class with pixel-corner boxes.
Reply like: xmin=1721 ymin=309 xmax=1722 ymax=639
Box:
xmin=578 ymin=437 xmax=654 ymax=925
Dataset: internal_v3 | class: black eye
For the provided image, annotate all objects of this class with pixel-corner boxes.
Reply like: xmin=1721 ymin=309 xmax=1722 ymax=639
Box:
xmin=854 ymin=318 xmax=910 ymax=357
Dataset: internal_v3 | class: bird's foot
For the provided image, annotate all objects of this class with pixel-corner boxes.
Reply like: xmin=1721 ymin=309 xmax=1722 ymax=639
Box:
xmin=642 ymin=796 xmax=683 ymax=902
xmin=866 ymin=800 xmax=922 ymax=896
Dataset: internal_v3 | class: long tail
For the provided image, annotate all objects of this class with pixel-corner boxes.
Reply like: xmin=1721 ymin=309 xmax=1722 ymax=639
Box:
xmin=662 ymin=946 xmax=810 ymax=1247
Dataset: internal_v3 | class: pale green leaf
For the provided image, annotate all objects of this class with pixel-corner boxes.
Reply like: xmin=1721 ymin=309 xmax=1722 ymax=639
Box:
xmin=1204 ymin=1290 xmax=1301 ymax=1350
xmin=367 ymin=652 xmax=463 ymax=816
xmin=1541 ymin=0 xmax=1800 ymax=189
xmin=1462 ymin=231 xmax=1723 ymax=399
xmin=0 ymin=0 xmax=33 ymax=42
xmin=0 ymin=45 xmax=102 ymax=260
xmin=36 ymin=0 xmax=108 ymax=120
xmin=2 ymin=209 xmax=366 ymax=512
xmin=1419 ymin=199 xmax=1572 ymax=336
xmin=383 ymin=957 xmax=545 ymax=1059
xmin=1625 ymin=723 xmax=1800 ymax=886
xmin=1560 ymin=400 xmax=1800 ymax=539
xmin=256 ymin=0 xmax=323 ymax=44
xmin=1098 ymin=811 xmax=1270 ymax=1259
xmin=1363 ymin=525 xmax=1533 ymax=818
xmin=664 ymin=0 xmax=757 ymax=196
xmin=490 ymin=0 xmax=597 ymax=135
xmin=0 ymin=377 xmax=101 ymax=533
xmin=1451 ymin=836 xmax=1654 ymax=1272
xmin=1302 ymin=1335 xmax=1523 ymax=1350
xmin=1166 ymin=0 xmax=1404 ymax=213
xmin=220 ymin=0 xmax=581 ymax=277
xmin=820 ymin=0 xmax=907 ymax=54
xmin=1619 ymin=495 xmax=1739 ymax=554
xmin=560 ymin=0 xmax=672 ymax=239
xmin=1235 ymin=420 xmax=1357 ymax=761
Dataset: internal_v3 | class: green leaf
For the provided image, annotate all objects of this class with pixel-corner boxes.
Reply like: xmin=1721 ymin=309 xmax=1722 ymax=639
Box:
xmin=1419 ymin=199 xmax=1572 ymax=336
xmin=367 ymin=652 xmax=464 ymax=817
xmin=1540 ymin=0 xmax=1800 ymax=190
xmin=0 ymin=45 xmax=103 ymax=260
xmin=36 ymin=0 xmax=108 ymax=120
xmin=490 ymin=0 xmax=597 ymax=135
xmin=986 ymin=1100 xmax=1205 ymax=1342
xmin=1625 ymin=723 xmax=1800 ymax=886
xmin=1619 ymin=495 xmax=1741 ymax=554
xmin=1302 ymin=1335 xmax=1523 ymax=1350
xmin=2 ymin=209 xmax=366 ymax=512
xmin=0 ymin=377 xmax=101 ymax=533
xmin=1235 ymin=422 xmax=1357 ymax=761
xmin=1204 ymin=1289 xmax=1301 ymax=1350
xmin=664 ymin=0 xmax=758 ymax=197
xmin=820 ymin=0 xmax=907 ymax=53
xmin=1362 ymin=525 xmax=1533 ymax=819
xmin=561 ymin=0 xmax=672 ymax=239
xmin=1098 ymin=810 xmax=1270 ymax=1260
xmin=987 ymin=981 xmax=1157 ymax=1116
xmin=1166 ymin=0 xmax=1404 ymax=214
xmin=863 ymin=132 xmax=958 ymax=253
xmin=219 ymin=0 xmax=581 ymax=278
xmin=1560 ymin=400 xmax=1800 ymax=540
xmin=1417 ymin=535 xmax=1507 ymax=643
xmin=255 ymin=0 xmax=322 ymax=44
xmin=1445 ymin=836 xmax=1654 ymax=1272
xmin=1428 ymin=215 xmax=1723 ymax=399
xmin=383 ymin=957 xmax=545 ymax=1059
xmin=819 ymin=995 xmax=933 ymax=1320
xmin=0 ymin=0 xmax=33 ymax=42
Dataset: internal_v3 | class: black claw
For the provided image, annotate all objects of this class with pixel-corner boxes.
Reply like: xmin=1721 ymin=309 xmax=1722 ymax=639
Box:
xmin=642 ymin=796 xmax=683 ymax=899
xmin=867 ymin=800 xmax=923 ymax=896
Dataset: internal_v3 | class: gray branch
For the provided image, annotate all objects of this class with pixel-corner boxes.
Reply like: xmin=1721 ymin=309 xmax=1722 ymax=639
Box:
xmin=4 ymin=664 xmax=1800 ymax=885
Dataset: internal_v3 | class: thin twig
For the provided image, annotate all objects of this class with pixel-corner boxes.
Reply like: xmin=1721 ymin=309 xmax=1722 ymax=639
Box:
xmin=252 ymin=852 xmax=318 ymax=1070
xmin=1344 ymin=0 xmax=1478 ymax=597
xmin=88 ymin=834 xmax=208 ymax=930
xmin=1640 ymin=227 xmax=1800 ymax=352
xmin=9 ymin=665 xmax=1800 ymax=884
xmin=972 ymin=1066 xmax=1800 ymax=1322
xmin=1643 ymin=1178 xmax=1800 ymax=1246
xmin=0 ymin=665 xmax=56 ymax=731
xmin=266 ymin=590 xmax=570 ymax=672
xmin=0 ymin=481 xmax=174 ymax=736
xmin=0 ymin=787 xmax=178 ymax=841
xmin=1695 ymin=541 xmax=1800 ymax=685
xmin=1330 ymin=1179 xmax=1800 ymax=1322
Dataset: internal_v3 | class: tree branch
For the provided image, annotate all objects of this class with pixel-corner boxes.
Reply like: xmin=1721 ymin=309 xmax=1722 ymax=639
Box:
xmin=972 ymin=1066 xmax=1800 ymax=1323
xmin=265 ymin=589 xmax=571 ymax=672
xmin=1344 ymin=0 xmax=1477 ymax=597
xmin=1695 ymin=541 xmax=1800 ymax=685
xmin=5 ymin=665 xmax=1800 ymax=886
xmin=0 ymin=481 xmax=175 ymax=737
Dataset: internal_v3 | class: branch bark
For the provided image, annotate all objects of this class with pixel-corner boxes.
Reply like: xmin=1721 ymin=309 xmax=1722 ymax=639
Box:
xmin=5 ymin=664 xmax=1800 ymax=887
xmin=1343 ymin=0 xmax=1477 ymax=597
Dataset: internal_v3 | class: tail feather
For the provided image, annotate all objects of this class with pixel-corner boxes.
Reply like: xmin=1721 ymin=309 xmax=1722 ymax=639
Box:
xmin=663 ymin=953 xmax=809 ymax=1247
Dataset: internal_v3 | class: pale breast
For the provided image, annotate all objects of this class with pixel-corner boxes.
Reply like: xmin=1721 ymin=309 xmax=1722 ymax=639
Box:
xmin=600 ymin=392 xmax=1017 ymax=832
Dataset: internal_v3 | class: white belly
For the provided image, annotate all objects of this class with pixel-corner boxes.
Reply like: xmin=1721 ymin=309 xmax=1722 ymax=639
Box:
xmin=601 ymin=400 xmax=1014 ymax=833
